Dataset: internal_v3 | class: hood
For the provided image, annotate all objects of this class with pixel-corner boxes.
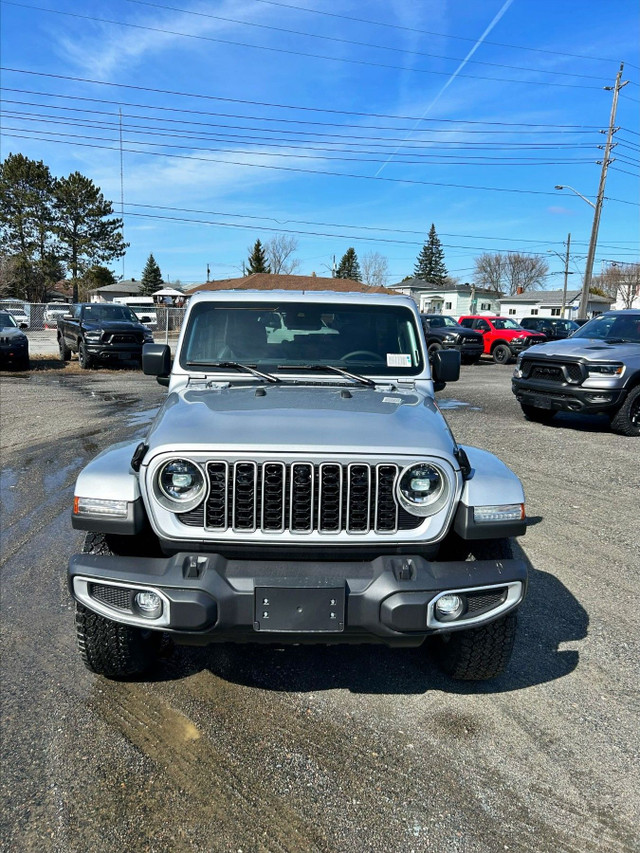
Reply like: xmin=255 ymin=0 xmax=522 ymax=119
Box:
xmin=144 ymin=383 xmax=457 ymax=458
xmin=83 ymin=319 xmax=147 ymax=333
xmin=522 ymin=338 xmax=640 ymax=362
xmin=0 ymin=326 xmax=27 ymax=339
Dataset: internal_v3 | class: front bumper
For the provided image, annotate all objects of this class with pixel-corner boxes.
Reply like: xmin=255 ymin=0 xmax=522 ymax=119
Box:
xmin=512 ymin=378 xmax=626 ymax=414
xmin=69 ymin=551 xmax=527 ymax=645
xmin=85 ymin=342 xmax=144 ymax=361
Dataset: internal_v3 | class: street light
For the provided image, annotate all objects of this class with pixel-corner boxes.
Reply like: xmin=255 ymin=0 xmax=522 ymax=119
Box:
xmin=554 ymin=186 xmax=596 ymax=209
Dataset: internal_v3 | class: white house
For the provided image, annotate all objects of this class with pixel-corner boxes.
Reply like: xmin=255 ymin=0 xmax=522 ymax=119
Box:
xmin=498 ymin=289 xmax=614 ymax=320
xmin=387 ymin=278 xmax=500 ymax=316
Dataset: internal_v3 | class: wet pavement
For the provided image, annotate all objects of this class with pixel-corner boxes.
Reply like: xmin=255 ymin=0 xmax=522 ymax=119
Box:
xmin=1 ymin=364 xmax=638 ymax=852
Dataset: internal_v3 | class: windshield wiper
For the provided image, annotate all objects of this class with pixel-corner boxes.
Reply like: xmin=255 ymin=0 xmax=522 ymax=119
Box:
xmin=277 ymin=363 xmax=376 ymax=387
xmin=186 ymin=360 xmax=280 ymax=383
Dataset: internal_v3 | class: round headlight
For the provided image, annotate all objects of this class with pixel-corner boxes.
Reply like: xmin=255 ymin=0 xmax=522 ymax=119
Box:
xmin=156 ymin=458 xmax=206 ymax=512
xmin=397 ymin=463 xmax=447 ymax=516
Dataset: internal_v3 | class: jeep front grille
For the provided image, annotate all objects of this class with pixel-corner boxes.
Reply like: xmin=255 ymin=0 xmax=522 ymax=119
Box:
xmin=178 ymin=461 xmax=420 ymax=534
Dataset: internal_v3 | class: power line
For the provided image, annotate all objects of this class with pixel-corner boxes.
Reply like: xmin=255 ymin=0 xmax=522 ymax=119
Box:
xmin=1 ymin=3 xmax=610 ymax=90
xmin=116 ymin=0 xmax=611 ymax=83
xmin=0 ymin=73 xmax=607 ymax=129
xmin=9 ymin=128 xmax=635 ymax=201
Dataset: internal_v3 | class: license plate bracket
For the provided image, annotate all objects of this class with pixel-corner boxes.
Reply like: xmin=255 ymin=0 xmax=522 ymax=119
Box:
xmin=254 ymin=584 xmax=345 ymax=632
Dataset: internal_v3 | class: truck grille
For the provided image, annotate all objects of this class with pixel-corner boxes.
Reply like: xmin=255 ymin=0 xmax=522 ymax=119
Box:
xmin=104 ymin=332 xmax=143 ymax=344
xmin=523 ymin=360 xmax=584 ymax=383
xmin=178 ymin=461 xmax=421 ymax=534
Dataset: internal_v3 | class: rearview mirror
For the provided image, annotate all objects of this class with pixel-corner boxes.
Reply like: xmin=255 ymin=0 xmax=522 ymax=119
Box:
xmin=143 ymin=343 xmax=172 ymax=378
xmin=430 ymin=348 xmax=460 ymax=391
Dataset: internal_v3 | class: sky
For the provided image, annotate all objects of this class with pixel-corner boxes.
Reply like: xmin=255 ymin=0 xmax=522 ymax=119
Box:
xmin=1 ymin=0 xmax=639 ymax=289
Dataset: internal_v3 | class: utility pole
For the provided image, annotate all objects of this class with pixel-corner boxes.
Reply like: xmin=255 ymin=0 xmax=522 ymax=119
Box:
xmin=119 ymin=107 xmax=125 ymax=281
xmin=206 ymin=263 xmax=210 ymax=282
xmin=579 ymin=63 xmax=628 ymax=319
xmin=561 ymin=233 xmax=571 ymax=318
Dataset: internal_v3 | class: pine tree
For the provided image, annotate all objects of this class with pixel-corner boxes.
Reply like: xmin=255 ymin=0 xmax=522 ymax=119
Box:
xmin=336 ymin=247 xmax=362 ymax=281
xmin=140 ymin=253 xmax=163 ymax=295
xmin=413 ymin=224 xmax=448 ymax=284
xmin=246 ymin=239 xmax=271 ymax=274
xmin=54 ymin=171 xmax=127 ymax=301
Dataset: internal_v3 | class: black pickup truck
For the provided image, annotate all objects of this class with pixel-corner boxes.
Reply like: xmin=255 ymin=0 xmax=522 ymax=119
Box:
xmin=57 ymin=303 xmax=154 ymax=369
xmin=421 ymin=314 xmax=485 ymax=364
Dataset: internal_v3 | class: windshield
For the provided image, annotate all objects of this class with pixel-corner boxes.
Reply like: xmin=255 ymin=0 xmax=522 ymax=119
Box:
xmin=181 ymin=301 xmax=424 ymax=375
xmin=423 ymin=315 xmax=459 ymax=328
xmin=571 ymin=314 xmax=640 ymax=343
xmin=81 ymin=304 xmax=139 ymax=323
xmin=549 ymin=319 xmax=579 ymax=332
xmin=0 ymin=312 xmax=18 ymax=328
xmin=492 ymin=318 xmax=523 ymax=330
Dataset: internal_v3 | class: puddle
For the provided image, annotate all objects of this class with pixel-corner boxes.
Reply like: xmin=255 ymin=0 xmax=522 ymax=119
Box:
xmin=0 ymin=468 xmax=19 ymax=515
xmin=126 ymin=406 xmax=160 ymax=427
xmin=438 ymin=398 xmax=482 ymax=411
xmin=43 ymin=457 xmax=85 ymax=494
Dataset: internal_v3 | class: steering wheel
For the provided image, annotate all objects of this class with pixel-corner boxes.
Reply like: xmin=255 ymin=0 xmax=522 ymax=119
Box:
xmin=342 ymin=350 xmax=385 ymax=363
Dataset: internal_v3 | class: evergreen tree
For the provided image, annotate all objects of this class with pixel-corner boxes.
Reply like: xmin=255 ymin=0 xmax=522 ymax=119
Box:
xmin=0 ymin=153 xmax=60 ymax=301
xmin=413 ymin=224 xmax=448 ymax=284
xmin=246 ymin=239 xmax=271 ymax=274
xmin=54 ymin=171 xmax=127 ymax=301
xmin=140 ymin=253 xmax=163 ymax=295
xmin=335 ymin=247 xmax=362 ymax=281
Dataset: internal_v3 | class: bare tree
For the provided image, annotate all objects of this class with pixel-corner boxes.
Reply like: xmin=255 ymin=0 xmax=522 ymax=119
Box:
xmin=593 ymin=262 xmax=639 ymax=308
xmin=474 ymin=252 xmax=549 ymax=296
xmin=360 ymin=251 xmax=389 ymax=288
xmin=265 ymin=235 xmax=300 ymax=275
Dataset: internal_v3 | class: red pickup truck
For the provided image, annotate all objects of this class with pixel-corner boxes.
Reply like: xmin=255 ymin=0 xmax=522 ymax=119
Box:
xmin=458 ymin=316 xmax=546 ymax=364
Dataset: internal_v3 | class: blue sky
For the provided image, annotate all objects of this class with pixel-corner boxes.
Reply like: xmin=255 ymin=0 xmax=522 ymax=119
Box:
xmin=1 ymin=0 xmax=638 ymax=288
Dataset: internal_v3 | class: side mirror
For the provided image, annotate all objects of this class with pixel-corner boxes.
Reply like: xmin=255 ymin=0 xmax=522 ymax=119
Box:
xmin=63 ymin=313 xmax=73 ymax=320
xmin=19 ymin=322 xmax=28 ymax=330
xmin=143 ymin=343 xmax=172 ymax=378
xmin=430 ymin=348 xmax=460 ymax=391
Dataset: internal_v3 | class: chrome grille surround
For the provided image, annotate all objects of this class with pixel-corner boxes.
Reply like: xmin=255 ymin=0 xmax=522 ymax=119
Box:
xmin=142 ymin=452 xmax=461 ymax=545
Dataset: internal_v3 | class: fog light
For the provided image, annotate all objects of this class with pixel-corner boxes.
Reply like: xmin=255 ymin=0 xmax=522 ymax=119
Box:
xmin=434 ymin=593 xmax=465 ymax=622
xmin=134 ymin=591 xmax=163 ymax=618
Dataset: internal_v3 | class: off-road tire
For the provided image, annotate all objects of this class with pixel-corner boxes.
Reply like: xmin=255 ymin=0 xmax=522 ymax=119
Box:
xmin=430 ymin=536 xmax=519 ymax=680
xmin=74 ymin=532 xmax=162 ymax=678
xmin=78 ymin=340 xmax=93 ymax=369
xmin=431 ymin=612 xmax=518 ymax=680
xmin=610 ymin=385 xmax=640 ymax=437
xmin=58 ymin=335 xmax=71 ymax=361
xmin=428 ymin=342 xmax=443 ymax=356
xmin=492 ymin=343 xmax=512 ymax=365
xmin=520 ymin=403 xmax=556 ymax=424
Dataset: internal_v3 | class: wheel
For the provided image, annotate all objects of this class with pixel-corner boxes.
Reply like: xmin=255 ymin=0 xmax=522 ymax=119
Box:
xmin=520 ymin=403 xmax=556 ymax=424
xmin=430 ymin=612 xmax=518 ymax=680
xmin=16 ymin=355 xmax=30 ymax=370
xmin=428 ymin=342 xmax=443 ymax=356
xmin=58 ymin=335 xmax=71 ymax=361
xmin=74 ymin=532 xmax=163 ymax=678
xmin=78 ymin=340 xmax=93 ymax=369
xmin=492 ymin=344 xmax=512 ymax=365
xmin=342 ymin=350 xmax=385 ymax=363
xmin=429 ymin=537 xmax=519 ymax=680
xmin=610 ymin=385 xmax=640 ymax=437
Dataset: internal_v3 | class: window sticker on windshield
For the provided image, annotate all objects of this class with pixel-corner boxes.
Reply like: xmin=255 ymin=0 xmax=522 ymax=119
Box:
xmin=387 ymin=353 xmax=412 ymax=367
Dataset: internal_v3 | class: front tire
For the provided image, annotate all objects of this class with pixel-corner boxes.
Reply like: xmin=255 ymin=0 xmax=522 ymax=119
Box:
xmin=520 ymin=403 xmax=556 ymax=424
xmin=78 ymin=340 xmax=93 ymax=369
xmin=430 ymin=537 xmax=519 ymax=680
xmin=58 ymin=335 xmax=71 ymax=361
xmin=610 ymin=386 xmax=640 ymax=436
xmin=74 ymin=532 xmax=163 ymax=678
xmin=492 ymin=344 xmax=512 ymax=365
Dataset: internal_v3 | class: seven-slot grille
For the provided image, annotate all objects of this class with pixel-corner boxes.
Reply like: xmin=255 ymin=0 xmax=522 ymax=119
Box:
xmin=178 ymin=461 xmax=422 ymax=534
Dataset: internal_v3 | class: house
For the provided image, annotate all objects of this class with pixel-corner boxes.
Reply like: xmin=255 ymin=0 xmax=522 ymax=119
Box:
xmin=90 ymin=279 xmax=144 ymax=303
xmin=387 ymin=278 xmax=500 ymax=316
xmin=498 ymin=289 xmax=614 ymax=320
xmin=186 ymin=273 xmax=388 ymax=295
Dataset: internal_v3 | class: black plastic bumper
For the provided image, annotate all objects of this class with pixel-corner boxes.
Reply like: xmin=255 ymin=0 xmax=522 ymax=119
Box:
xmin=86 ymin=343 xmax=144 ymax=361
xmin=68 ymin=551 xmax=527 ymax=645
xmin=512 ymin=378 xmax=626 ymax=414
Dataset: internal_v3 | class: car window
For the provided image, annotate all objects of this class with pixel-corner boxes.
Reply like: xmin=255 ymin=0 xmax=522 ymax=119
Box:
xmin=81 ymin=304 xmax=138 ymax=323
xmin=459 ymin=318 xmax=473 ymax=328
xmin=492 ymin=318 xmax=522 ymax=330
xmin=181 ymin=301 xmax=425 ymax=375
xmin=572 ymin=314 xmax=640 ymax=342
xmin=0 ymin=311 xmax=18 ymax=328
xmin=475 ymin=320 xmax=491 ymax=331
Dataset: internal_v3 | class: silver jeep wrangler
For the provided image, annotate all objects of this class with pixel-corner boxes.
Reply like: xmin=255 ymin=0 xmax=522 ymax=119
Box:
xmin=69 ymin=291 xmax=528 ymax=681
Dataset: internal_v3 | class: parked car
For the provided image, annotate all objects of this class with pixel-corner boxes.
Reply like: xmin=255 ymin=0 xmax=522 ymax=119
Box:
xmin=458 ymin=316 xmax=546 ymax=364
xmin=0 ymin=310 xmax=30 ymax=369
xmin=420 ymin=314 xmax=484 ymax=364
xmin=57 ymin=303 xmax=154 ymax=368
xmin=512 ymin=310 xmax=640 ymax=436
xmin=0 ymin=301 xmax=30 ymax=329
xmin=68 ymin=291 xmax=529 ymax=681
xmin=519 ymin=317 xmax=580 ymax=340
xmin=43 ymin=302 xmax=71 ymax=329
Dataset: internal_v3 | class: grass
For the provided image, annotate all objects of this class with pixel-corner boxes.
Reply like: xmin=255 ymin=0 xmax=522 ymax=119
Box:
xmin=1 ymin=354 xmax=143 ymax=375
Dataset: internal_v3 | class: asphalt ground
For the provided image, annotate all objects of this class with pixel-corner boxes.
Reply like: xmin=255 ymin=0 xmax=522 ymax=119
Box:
xmin=1 ymin=355 xmax=638 ymax=853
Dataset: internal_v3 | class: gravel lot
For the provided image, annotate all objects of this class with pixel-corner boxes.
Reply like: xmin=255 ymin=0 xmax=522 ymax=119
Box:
xmin=1 ymin=359 xmax=638 ymax=853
